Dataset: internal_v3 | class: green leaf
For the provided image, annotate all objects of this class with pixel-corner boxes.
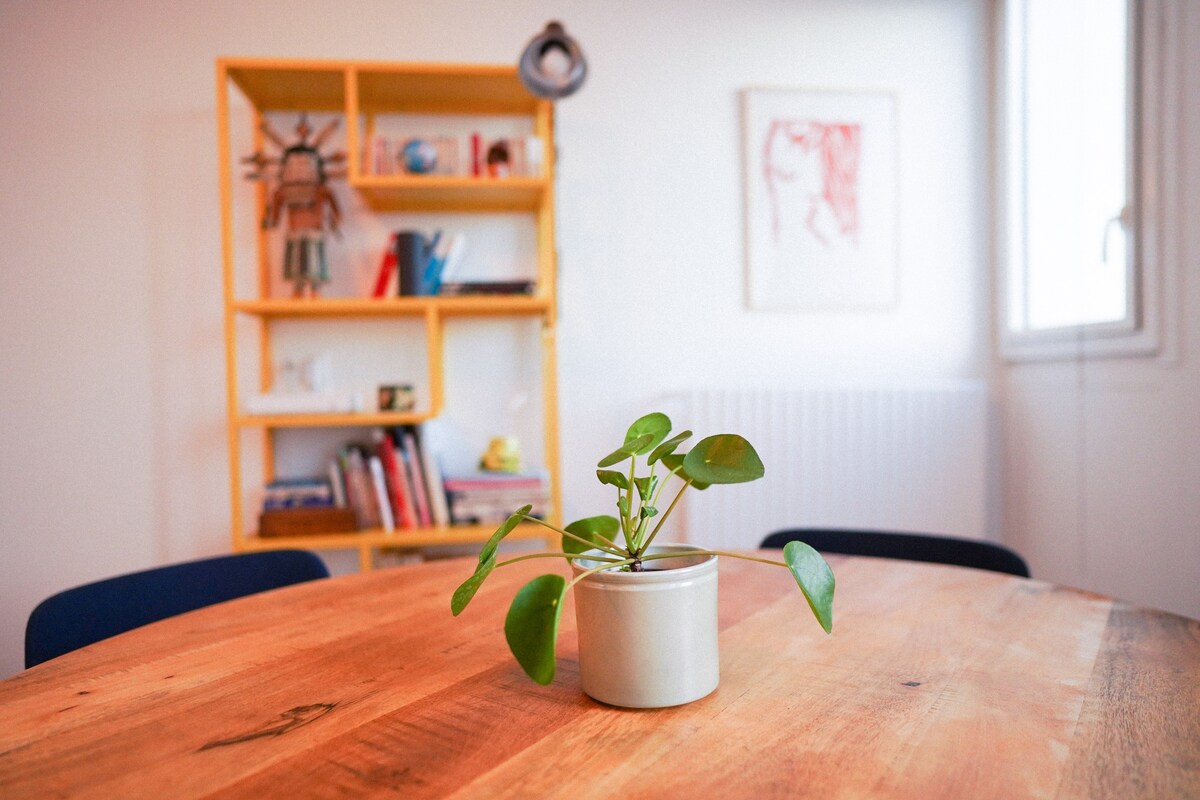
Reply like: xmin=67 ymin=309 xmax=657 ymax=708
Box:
xmin=784 ymin=540 xmax=835 ymax=634
xmin=504 ymin=574 xmax=568 ymax=685
xmin=478 ymin=504 xmax=533 ymax=565
xmin=633 ymin=476 xmax=657 ymax=501
xmin=597 ymin=433 xmax=654 ymax=468
xmin=596 ymin=469 xmax=629 ymax=490
xmin=624 ymin=412 xmax=672 ymax=454
xmin=450 ymin=554 xmax=495 ymax=616
xmin=682 ymin=435 xmax=765 ymax=485
xmin=659 ymin=453 xmax=710 ymax=490
xmin=563 ymin=515 xmax=620 ymax=555
xmin=639 ymin=506 xmax=658 ymax=519
xmin=648 ymin=430 xmax=692 ymax=464
xmin=617 ymin=495 xmax=630 ymax=518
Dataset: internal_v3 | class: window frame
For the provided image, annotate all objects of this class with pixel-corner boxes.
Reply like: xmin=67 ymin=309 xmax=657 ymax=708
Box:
xmin=995 ymin=0 xmax=1165 ymax=362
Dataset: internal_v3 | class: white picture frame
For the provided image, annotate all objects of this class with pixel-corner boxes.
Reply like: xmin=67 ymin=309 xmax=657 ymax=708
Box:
xmin=742 ymin=88 xmax=898 ymax=310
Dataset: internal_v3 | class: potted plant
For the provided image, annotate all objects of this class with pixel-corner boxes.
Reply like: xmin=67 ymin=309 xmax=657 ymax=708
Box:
xmin=451 ymin=411 xmax=834 ymax=708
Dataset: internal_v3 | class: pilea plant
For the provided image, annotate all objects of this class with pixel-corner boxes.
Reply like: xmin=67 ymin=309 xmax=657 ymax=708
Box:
xmin=451 ymin=412 xmax=835 ymax=685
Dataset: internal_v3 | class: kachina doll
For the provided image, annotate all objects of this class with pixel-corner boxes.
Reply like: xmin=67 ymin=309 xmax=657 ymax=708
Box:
xmin=243 ymin=115 xmax=346 ymax=298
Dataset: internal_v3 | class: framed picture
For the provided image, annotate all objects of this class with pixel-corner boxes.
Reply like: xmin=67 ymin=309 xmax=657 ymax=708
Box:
xmin=742 ymin=88 xmax=898 ymax=310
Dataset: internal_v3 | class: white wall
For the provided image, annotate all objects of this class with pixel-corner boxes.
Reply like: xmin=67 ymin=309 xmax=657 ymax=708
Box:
xmin=0 ymin=0 xmax=988 ymax=677
xmin=998 ymin=2 xmax=1200 ymax=622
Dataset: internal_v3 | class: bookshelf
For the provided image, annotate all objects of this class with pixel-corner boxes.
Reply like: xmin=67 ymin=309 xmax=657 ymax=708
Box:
xmin=216 ymin=58 xmax=561 ymax=571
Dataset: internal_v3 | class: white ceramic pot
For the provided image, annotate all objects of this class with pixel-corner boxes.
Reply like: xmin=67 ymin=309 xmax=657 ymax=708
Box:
xmin=571 ymin=544 xmax=719 ymax=708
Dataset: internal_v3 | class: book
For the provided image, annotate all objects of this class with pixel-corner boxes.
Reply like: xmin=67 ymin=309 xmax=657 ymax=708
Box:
xmin=442 ymin=472 xmax=548 ymax=492
xmin=376 ymin=432 xmax=416 ymax=529
xmin=438 ymin=280 xmax=535 ymax=296
xmin=328 ymin=461 xmax=347 ymax=508
xmin=263 ymin=478 xmax=333 ymax=511
xmin=368 ymin=456 xmax=396 ymax=532
xmin=340 ymin=446 xmax=381 ymax=529
xmin=371 ymin=233 xmax=399 ymax=298
xmin=395 ymin=231 xmax=428 ymax=297
xmin=443 ymin=470 xmax=550 ymax=525
xmin=428 ymin=234 xmax=467 ymax=294
xmin=400 ymin=430 xmax=432 ymax=527
xmin=416 ymin=421 xmax=451 ymax=527
xmin=470 ymin=133 xmax=483 ymax=176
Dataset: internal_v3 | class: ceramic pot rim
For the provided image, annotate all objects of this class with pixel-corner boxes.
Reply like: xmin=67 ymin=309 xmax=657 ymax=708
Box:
xmin=570 ymin=543 xmax=717 ymax=584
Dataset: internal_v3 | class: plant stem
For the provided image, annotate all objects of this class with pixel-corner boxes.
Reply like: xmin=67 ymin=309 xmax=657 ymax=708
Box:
xmin=637 ymin=549 xmax=789 ymax=569
xmin=495 ymin=551 xmax=625 ymax=569
xmin=623 ymin=457 xmax=637 ymax=547
xmin=636 ymin=480 xmax=691 ymax=556
xmin=518 ymin=514 xmax=626 ymax=556
xmin=566 ymin=558 xmax=636 ymax=590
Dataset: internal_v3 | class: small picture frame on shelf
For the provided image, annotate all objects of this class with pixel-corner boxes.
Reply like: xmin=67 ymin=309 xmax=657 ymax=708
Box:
xmin=378 ymin=383 xmax=416 ymax=412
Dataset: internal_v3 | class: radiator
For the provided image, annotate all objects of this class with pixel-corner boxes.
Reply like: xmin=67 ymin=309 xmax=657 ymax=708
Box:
xmin=674 ymin=384 xmax=988 ymax=550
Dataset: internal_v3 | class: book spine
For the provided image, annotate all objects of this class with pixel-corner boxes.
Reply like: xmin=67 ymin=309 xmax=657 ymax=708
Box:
xmin=432 ymin=234 xmax=466 ymax=294
xmin=401 ymin=431 xmax=433 ymax=527
xmin=394 ymin=231 xmax=428 ymax=297
xmin=416 ymin=426 xmax=451 ymax=527
xmin=371 ymin=234 xmax=398 ymax=298
xmin=341 ymin=448 xmax=381 ymax=529
xmin=470 ymin=133 xmax=482 ymax=177
xmin=328 ymin=460 xmax=347 ymax=508
xmin=377 ymin=433 xmax=415 ymax=529
xmin=368 ymin=456 xmax=396 ymax=532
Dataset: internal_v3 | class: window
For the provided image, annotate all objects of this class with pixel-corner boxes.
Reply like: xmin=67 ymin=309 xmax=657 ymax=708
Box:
xmin=999 ymin=0 xmax=1156 ymax=359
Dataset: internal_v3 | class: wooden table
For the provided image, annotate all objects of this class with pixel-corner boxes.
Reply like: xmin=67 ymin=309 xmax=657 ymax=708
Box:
xmin=2 ymin=553 xmax=1198 ymax=799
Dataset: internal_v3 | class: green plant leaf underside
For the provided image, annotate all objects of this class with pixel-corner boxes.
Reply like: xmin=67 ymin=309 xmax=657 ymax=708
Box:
xmin=648 ymin=430 xmax=692 ymax=464
xmin=504 ymin=574 xmax=568 ymax=684
xmin=659 ymin=453 xmax=710 ymax=490
xmin=451 ymin=555 xmax=495 ymax=616
xmin=478 ymin=504 xmax=533 ymax=565
xmin=624 ymin=412 xmax=672 ymax=454
xmin=562 ymin=515 xmax=620 ymax=555
xmin=682 ymin=434 xmax=764 ymax=485
xmin=597 ymin=434 xmax=655 ymax=468
xmin=596 ymin=469 xmax=629 ymax=490
xmin=784 ymin=540 xmax=835 ymax=634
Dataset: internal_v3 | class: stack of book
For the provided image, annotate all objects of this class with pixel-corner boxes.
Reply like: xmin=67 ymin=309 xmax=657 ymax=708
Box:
xmin=330 ymin=426 xmax=451 ymax=533
xmin=371 ymin=230 xmax=470 ymax=298
xmin=443 ymin=472 xmax=551 ymax=525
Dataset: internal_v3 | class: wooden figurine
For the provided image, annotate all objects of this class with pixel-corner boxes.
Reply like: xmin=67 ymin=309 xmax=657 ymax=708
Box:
xmin=243 ymin=115 xmax=346 ymax=298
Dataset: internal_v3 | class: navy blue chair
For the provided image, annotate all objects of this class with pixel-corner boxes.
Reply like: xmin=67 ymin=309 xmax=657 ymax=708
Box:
xmin=25 ymin=550 xmax=329 ymax=668
xmin=761 ymin=529 xmax=1030 ymax=578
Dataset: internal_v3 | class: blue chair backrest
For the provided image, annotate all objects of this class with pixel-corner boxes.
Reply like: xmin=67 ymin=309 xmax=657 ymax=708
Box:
xmin=25 ymin=550 xmax=329 ymax=668
xmin=761 ymin=529 xmax=1030 ymax=578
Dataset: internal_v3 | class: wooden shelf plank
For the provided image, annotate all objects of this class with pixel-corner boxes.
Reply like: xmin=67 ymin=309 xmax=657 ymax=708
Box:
xmin=232 ymin=295 xmax=551 ymax=318
xmin=225 ymin=61 xmax=347 ymax=112
xmin=236 ymin=411 xmax=434 ymax=429
xmin=236 ymin=522 xmax=552 ymax=551
xmin=351 ymin=175 xmax=548 ymax=212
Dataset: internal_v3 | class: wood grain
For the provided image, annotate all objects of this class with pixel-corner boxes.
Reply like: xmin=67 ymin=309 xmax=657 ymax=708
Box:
xmin=0 ymin=553 xmax=1196 ymax=799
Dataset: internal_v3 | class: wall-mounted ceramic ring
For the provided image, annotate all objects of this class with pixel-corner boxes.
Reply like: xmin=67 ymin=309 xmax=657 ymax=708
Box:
xmin=518 ymin=22 xmax=587 ymax=100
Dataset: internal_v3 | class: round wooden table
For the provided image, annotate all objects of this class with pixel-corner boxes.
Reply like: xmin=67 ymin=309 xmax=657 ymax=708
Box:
xmin=1 ymin=553 xmax=1197 ymax=798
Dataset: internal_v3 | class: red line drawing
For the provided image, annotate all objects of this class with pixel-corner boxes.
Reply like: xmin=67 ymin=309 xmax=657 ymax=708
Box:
xmin=762 ymin=119 xmax=862 ymax=247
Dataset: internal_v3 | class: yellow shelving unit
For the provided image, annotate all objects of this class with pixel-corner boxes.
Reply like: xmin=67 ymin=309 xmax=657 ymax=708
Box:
xmin=215 ymin=57 xmax=561 ymax=571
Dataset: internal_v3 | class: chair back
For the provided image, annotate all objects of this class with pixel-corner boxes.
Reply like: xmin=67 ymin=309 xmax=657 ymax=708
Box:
xmin=25 ymin=550 xmax=329 ymax=668
xmin=760 ymin=529 xmax=1030 ymax=577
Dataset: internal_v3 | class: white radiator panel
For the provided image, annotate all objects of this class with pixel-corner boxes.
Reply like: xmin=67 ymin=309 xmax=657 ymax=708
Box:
xmin=678 ymin=385 xmax=988 ymax=550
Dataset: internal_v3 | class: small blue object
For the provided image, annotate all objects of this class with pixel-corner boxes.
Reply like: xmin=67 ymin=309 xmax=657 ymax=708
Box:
xmin=401 ymin=139 xmax=438 ymax=174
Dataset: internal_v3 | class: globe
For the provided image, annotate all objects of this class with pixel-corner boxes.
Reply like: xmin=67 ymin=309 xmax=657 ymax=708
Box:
xmin=401 ymin=139 xmax=438 ymax=174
